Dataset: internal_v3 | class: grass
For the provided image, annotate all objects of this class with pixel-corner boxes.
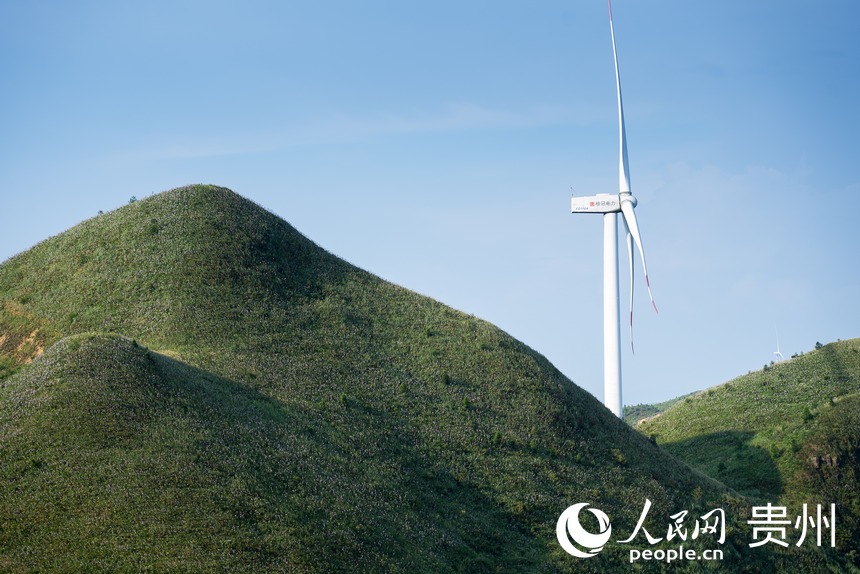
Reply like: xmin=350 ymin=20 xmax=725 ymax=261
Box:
xmin=623 ymin=392 xmax=696 ymax=426
xmin=638 ymin=339 xmax=860 ymax=567
xmin=2 ymin=333 xmax=550 ymax=571
xmin=0 ymin=185 xmax=852 ymax=572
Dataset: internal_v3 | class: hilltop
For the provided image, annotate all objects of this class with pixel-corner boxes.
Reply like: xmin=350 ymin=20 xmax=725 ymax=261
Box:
xmin=639 ymin=339 xmax=860 ymax=565
xmin=0 ymin=185 xmax=849 ymax=572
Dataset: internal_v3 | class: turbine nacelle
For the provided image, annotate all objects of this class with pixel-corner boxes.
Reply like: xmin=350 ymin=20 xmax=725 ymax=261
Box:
xmin=569 ymin=193 xmax=638 ymax=214
xmin=570 ymin=193 xmax=622 ymax=214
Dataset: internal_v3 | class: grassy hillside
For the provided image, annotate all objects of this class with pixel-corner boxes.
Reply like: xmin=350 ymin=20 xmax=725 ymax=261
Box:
xmin=0 ymin=185 xmax=850 ymax=572
xmin=639 ymin=340 xmax=860 ymax=565
xmin=623 ymin=393 xmax=696 ymax=426
xmin=1 ymin=332 xmax=557 ymax=571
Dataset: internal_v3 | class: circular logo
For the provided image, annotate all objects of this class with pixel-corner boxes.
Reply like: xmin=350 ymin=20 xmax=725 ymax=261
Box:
xmin=556 ymin=503 xmax=612 ymax=558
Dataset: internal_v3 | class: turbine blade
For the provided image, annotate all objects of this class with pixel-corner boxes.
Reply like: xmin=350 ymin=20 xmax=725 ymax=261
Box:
xmin=623 ymin=216 xmax=635 ymax=353
xmin=620 ymin=201 xmax=658 ymax=314
xmin=609 ymin=0 xmax=631 ymax=194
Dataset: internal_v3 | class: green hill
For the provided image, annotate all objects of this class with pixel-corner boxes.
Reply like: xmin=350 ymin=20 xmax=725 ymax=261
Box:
xmin=0 ymin=185 xmax=850 ymax=572
xmin=623 ymin=393 xmax=696 ymax=426
xmin=639 ymin=340 xmax=860 ymax=566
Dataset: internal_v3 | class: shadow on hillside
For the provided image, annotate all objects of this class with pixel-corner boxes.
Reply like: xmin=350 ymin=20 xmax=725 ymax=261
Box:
xmin=663 ymin=431 xmax=783 ymax=500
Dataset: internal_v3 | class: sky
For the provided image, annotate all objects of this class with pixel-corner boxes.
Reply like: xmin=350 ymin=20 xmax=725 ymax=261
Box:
xmin=2 ymin=0 xmax=859 ymax=408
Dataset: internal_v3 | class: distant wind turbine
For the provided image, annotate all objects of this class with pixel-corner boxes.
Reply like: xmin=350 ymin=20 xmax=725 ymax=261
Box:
xmin=774 ymin=329 xmax=785 ymax=362
xmin=570 ymin=0 xmax=657 ymax=418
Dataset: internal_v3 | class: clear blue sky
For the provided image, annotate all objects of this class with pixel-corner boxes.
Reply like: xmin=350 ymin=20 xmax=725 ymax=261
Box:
xmin=2 ymin=1 xmax=859 ymax=407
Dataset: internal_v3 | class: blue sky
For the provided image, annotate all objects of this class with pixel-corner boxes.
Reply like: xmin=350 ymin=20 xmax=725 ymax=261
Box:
xmin=2 ymin=1 xmax=859 ymax=407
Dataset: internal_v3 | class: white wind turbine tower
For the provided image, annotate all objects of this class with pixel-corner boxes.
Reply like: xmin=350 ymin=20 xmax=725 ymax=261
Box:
xmin=570 ymin=0 xmax=657 ymax=418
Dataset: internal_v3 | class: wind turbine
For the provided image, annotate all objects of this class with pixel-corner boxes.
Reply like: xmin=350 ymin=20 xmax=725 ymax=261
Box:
xmin=570 ymin=0 xmax=657 ymax=418
xmin=774 ymin=329 xmax=785 ymax=362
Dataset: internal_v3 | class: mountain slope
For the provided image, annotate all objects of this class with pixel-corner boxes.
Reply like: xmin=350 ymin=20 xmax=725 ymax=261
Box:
xmin=639 ymin=339 xmax=860 ymax=564
xmin=1 ymin=332 xmax=554 ymax=571
xmin=623 ymin=392 xmax=696 ymax=426
xmin=0 ymin=185 xmax=849 ymax=572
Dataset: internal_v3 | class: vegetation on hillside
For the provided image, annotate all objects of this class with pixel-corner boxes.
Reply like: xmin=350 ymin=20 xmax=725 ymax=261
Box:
xmin=623 ymin=392 xmax=696 ymax=426
xmin=639 ymin=339 xmax=860 ymax=567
